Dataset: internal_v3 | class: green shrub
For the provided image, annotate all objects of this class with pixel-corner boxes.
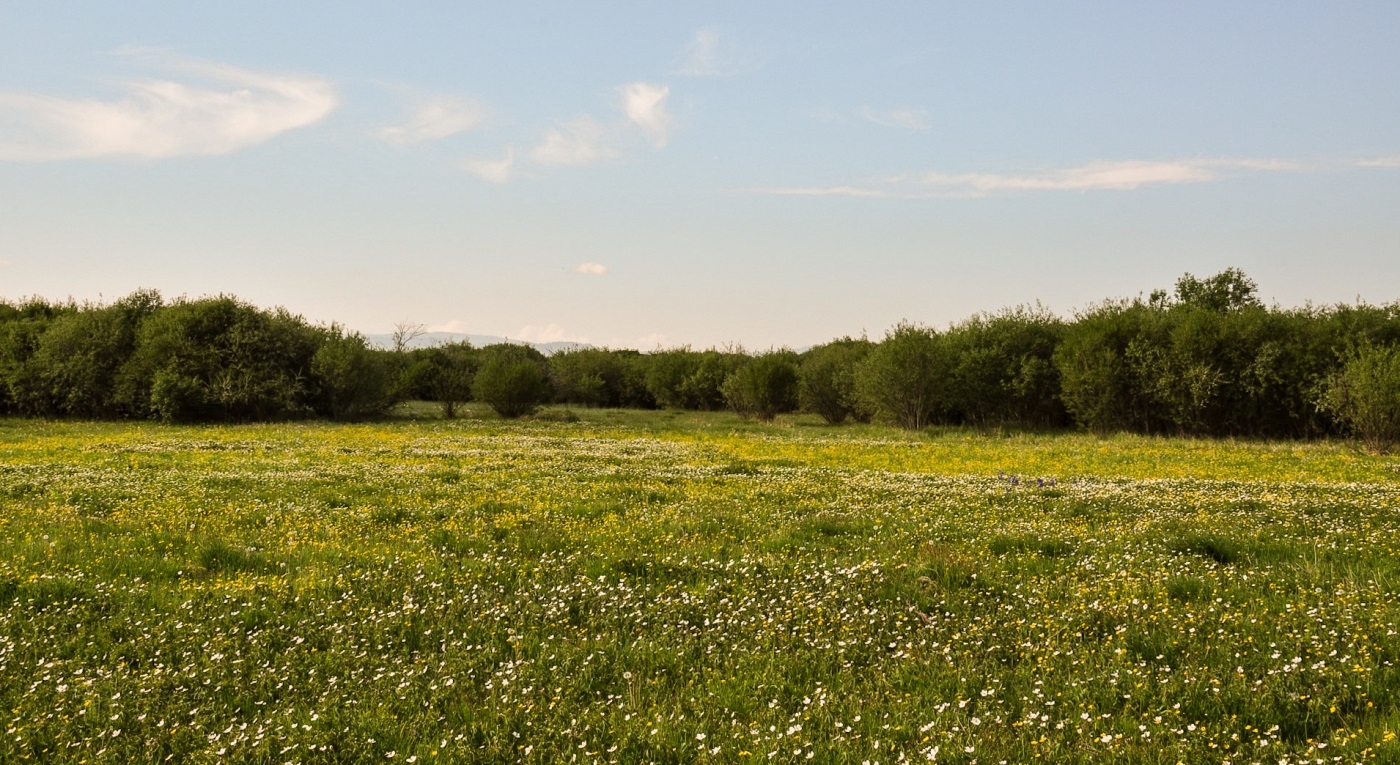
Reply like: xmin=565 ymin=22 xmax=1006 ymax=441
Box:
xmin=798 ymin=338 xmax=872 ymax=424
xmin=428 ymin=343 xmax=478 ymax=418
xmin=945 ymin=306 xmax=1066 ymax=428
xmin=855 ymin=323 xmax=952 ymax=430
xmin=310 ymin=327 xmax=398 ymax=420
xmin=1320 ymin=342 xmax=1400 ymax=453
xmin=120 ymin=296 xmax=320 ymax=422
xmin=549 ymin=348 xmax=653 ymax=408
xmin=472 ymin=344 xmax=552 ymax=419
xmin=722 ymin=350 xmax=799 ymax=422
xmin=643 ymin=349 xmax=739 ymax=410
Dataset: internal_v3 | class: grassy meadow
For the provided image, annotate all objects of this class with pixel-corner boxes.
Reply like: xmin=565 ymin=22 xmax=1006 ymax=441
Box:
xmin=2 ymin=406 xmax=1399 ymax=763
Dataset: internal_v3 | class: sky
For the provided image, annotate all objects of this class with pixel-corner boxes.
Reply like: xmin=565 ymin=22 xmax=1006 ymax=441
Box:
xmin=2 ymin=2 xmax=1399 ymax=350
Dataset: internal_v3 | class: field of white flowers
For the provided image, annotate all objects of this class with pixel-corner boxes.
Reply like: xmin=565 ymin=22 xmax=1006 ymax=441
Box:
xmin=1 ymin=411 xmax=1398 ymax=763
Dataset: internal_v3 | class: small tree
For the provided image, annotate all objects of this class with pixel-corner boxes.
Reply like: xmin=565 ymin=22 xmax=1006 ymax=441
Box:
xmin=799 ymin=338 xmax=872 ymax=424
xmin=722 ymin=351 xmax=799 ymax=422
xmin=472 ymin=344 xmax=552 ymax=419
xmin=391 ymin=321 xmax=427 ymax=353
xmin=855 ymin=323 xmax=953 ymax=430
xmin=311 ymin=326 xmax=397 ymax=420
xmin=1319 ymin=342 xmax=1400 ymax=453
xmin=427 ymin=343 xmax=477 ymax=418
xmin=1174 ymin=268 xmax=1262 ymax=312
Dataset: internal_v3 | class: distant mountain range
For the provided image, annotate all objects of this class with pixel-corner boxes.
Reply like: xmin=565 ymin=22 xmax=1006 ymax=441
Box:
xmin=363 ymin=331 xmax=589 ymax=356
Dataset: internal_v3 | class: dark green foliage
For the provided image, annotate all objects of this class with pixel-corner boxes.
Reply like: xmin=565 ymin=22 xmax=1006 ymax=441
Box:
xmin=798 ymin=338 xmax=872 ymax=424
xmin=855 ymin=323 xmax=953 ymax=430
xmin=1173 ymin=267 xmax=1262 ymax=312
xmin=548 ymin=348 xmax=654 ymax=408
xmin=1054 ymin=274 xmax=1400 ymax=438
xmin=1054 ymin=300 xmax=1165 ymax=433
xmin=17 ymin=291 xmax=163 ymax=418
xmin=722 ymin=350 xmax=799 ymax=421
xmin=1 ymin=268 xmax=1398 ymax=439
xmin=120 ymin=296 xmax=323 ymax=422
xmin=1319 ymin=341 xmax=1400 ymax=453
xmin=0 ymin=297 xmax=76 ymax=415
xmin=396 ymin=342 xmax=478 ymax=418
xmin=472 ymin=344 xmax=552 ymax=419
xmin=945 ymin=306 xmax=1067 ymax=428
xmin=643 ymin=348 xmax=741 ymax=411
xmin=310 ymin=326 xmax=398 ymax=420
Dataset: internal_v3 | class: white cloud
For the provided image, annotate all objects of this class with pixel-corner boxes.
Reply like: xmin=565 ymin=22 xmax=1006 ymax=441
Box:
xmin=859 ymin=107 xmax=931 ymax=132
xmin=0 ymin=53 xmax=337 ymax=161
xmin=1357 ymin=155 xmax=1400 ymax=168
xmin=516 ymin=323 xmax=587 ymax=344
xmin=573 ymin=262 xmax=608 ymax=276
xmin=462 ymin=147 xmax=515 ymax=183
xmin=378 ymin=96 xmax=487 ymax=146
xmin=530 ymin=117 xmax=617 ymax=166
xmin=620 ymin=82 xmax=673 ymax=148
xmin=759 ymin=158 xmax=1300 ymax=198
xmin=917 ymin=160 xmax=1219 ymax=192
xmin=676 ymin=28 xmax=741 ymax=76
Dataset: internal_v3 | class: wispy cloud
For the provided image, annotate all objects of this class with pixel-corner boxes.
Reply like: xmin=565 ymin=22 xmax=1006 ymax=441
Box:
xmin=0 ymin=52 xmax=336 ymax=161
xmin=919 ymin=160 xmax=1218 ymax=192
xmin=378 ymin=95 xmax=487 ymax=146
xmin=573 ymin=262 xmax=609 ymax=276
xmin=462 ymin=148 xmax=515 ymax=183
xmin=676 ymin=28 xmax=742 ymax=76
xmin=620 ymin=82 xmax=672 ymax=148
xmin=859 ymin=107 xmax=931 ymax=132
xmin=1357 ymin=155 xmax=1400 ymax=168
xmin=759 ymin=158 xmax=1303 ymax=198
xmin=530 ymin=117 xmax=618 ymax=167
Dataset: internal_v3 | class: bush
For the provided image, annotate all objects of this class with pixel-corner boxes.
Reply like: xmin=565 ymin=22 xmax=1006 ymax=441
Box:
xmin=472 ymin=344 xmax=552 ymax=419
xmin=387 ymin=342 xmax=477 ymax=417
xmin=945 ymin=306 xmax=1066 ymax=428
xmin=310 ymin=327 xmax=398 ymax=420
xmin=855 ymin=323 xmax=952 ymax=430
xmin=1319 ymin=342 xmax=1400 ymax=453
xmin=549 ymin=348 xmax=653 ymax=408
xmin=722 ymin=351 xmax=799 ymax=422
xmin=23 ymin=291 xmax=162 ymax=418
xmin=799 ymin=338 xmax=872 ymax=425
xmin=1055 ymin=300 xmax=1169 ymax=433
xmin=0 ymin=298 xmax=74 ymax=416
xmin=120 ymin=296 xmax=321 ymax=422
xmin=643 ymin=349 xmax=740 ymax=410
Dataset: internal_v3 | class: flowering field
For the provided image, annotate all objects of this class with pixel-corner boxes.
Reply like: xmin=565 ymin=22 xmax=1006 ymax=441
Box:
xmin=2 ymin=411 xmax=1399 ymax=764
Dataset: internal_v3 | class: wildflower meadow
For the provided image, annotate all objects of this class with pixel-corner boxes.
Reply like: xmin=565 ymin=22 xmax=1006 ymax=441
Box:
xmin=2 ymin=409 xmax=1398 ymax=763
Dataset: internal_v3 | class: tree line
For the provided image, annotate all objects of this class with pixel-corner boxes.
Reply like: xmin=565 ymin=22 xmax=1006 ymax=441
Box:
xmin=2 ymin=270 xmax=1398 ymax=448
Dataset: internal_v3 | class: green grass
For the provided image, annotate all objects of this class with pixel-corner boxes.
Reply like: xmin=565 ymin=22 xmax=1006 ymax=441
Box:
xmin=1 ymin=408 xmax=1399 ymax=763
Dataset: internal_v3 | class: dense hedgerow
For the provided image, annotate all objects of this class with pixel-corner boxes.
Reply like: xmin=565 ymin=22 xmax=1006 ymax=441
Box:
xmin=3 ymin=269 xmax=1399 ymax=437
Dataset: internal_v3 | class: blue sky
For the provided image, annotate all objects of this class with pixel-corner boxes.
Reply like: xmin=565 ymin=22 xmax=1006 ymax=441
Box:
xmin=2 ymin=2 xmax=1399 ymax=349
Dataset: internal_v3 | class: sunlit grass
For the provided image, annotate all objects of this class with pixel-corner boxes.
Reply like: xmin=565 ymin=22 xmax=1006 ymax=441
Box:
xmin=1 ymin=410 xmax=1398 ymax=763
